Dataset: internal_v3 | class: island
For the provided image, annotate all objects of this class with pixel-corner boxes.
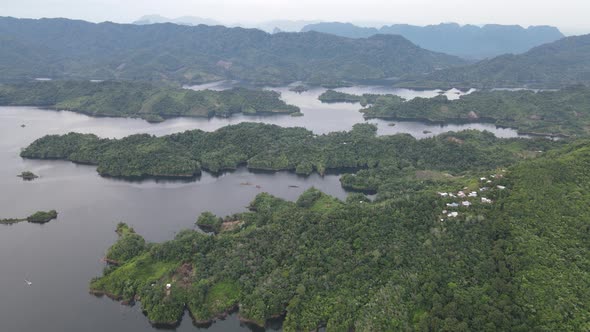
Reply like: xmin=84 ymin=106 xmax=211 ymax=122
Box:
xmin=17 ymin=171 xmax=38 ymax=180
xmin=20 ymin=122 xmax=562 ymax=184
xmin=89 ymin=137 xmax=590 ymax=331
xmin=1 ymin=210 xmax=58 ymax=225
xmin=318 ymin=89 xmax=384 ymax=106
xmin=0 ymin=81 xmax=300 ymax=123
xmin=288 ymin=85 xmax=309 ymax=93
xmin=319 ymin=86 xmax=590 ymax=137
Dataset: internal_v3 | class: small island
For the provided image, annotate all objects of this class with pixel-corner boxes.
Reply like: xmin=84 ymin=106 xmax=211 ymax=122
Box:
xmin=1 ymin=210 xmax=58 ymax=225
xmin=288 ymin=85 xmax=308 ymax=93
xmin=17 ymin=171 xmax=39 ymax=180
xmin=318 ymin=89 xmax=390 ymax=106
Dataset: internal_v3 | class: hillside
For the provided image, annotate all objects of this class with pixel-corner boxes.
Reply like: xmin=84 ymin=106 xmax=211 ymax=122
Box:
xmin=302 ymin=22 xmax=564 ymax=59
xmin=0 ymin=17 xmax=465 ymax=85
xmin=86 ymin=130 xmax=589 ymax=330
xmin=404 ymin=34 xmax=590 ymax=88
xmin=0 ymin=80 xmax=299 ymax=122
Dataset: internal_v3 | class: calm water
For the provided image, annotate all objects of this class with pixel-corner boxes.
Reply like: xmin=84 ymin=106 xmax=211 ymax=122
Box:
xmin=0 ymin=85 xmax=523 ymax=332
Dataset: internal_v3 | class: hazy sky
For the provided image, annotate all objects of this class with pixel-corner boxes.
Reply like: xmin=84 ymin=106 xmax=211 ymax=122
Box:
xmin=1 ymin=0 xmax=589 ymax=34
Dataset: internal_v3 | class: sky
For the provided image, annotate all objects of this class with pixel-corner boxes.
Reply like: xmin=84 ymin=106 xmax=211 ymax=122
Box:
xmin=1 ymin=0 xmax=589 ymax=35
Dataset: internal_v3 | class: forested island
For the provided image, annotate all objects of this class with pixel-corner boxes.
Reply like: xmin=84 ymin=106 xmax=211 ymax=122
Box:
xmin=89 ymin=138 xmax=590 ymax=331
xmin=1 ymin=210 xmax=58 ymax=225
xmin=20 ymin=122 xmax=562 ymax=182
xmin=17 ymin=171 xmax=38 ymax=180
xmin=320 ymin=86 xmax=590 ymax=137
xmin=318 ymin=89 xmax=383 ymax=105
xmin=0 ymin=81 xmax=299 ymax=122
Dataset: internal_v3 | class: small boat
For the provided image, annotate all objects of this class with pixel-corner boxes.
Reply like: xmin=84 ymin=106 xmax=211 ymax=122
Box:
xmin=24 ymin=279 xmax=32 ymax=285
xmin=288 ymin=185 xmax=299 ymax=188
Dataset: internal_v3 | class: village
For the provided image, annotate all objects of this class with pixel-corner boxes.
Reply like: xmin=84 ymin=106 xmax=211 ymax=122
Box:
xmin=437 ymin=170 xmax=508 ymax=221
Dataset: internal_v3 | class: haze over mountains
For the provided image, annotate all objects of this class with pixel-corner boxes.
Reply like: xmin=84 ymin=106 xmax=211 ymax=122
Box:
xmin=0 ymin=17 xmax=465 ymax=85
xmin=133 ymin=15 xmax=222 ymax=27
xmin=301 ymin=22 xmax=565 ymax=59
xmin=133 ymin=15 xmax=320 ymax=33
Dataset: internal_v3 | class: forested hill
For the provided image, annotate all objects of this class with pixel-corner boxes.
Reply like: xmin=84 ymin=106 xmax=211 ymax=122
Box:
xmin=0 ymin=81 xmax=299 ymax=122
xmin=0 ymin=17 xmax=465 ymax=85
xmin=403 ymin=34 xmax=590 ymax=89
xmin=302 ymin=22 xmax=564 ymax=59
xmin=87 ymin=134 xmax=589 ymax=330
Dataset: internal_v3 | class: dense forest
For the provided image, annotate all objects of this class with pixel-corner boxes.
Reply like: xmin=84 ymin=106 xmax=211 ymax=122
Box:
xmin=321 ymin=86 xmax=590 ymax=137
xmin=0 ymin=80 xmax=299 ymax=122
xmin=302 ymin=22 xmax=564 ymax=59
xmin=20 ymin=122 xmax=562 ymax=181
xmin=0 ymin=17 xmax=465 ymax=86
xmin=89 ymin=138 xmax=590 ymax=331
xmin=399 ymin=34 xmax=590 ymax=89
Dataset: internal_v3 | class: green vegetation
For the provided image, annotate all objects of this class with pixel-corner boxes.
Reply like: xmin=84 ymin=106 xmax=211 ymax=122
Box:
xmin=318 ymin=89 xmax=397 ymax=106
xmin=195 ymin=212 xmax=223 ymax=234
xmin=325 ymin=86 xmax=590 ymax=137
xmin=400 ymin=34 xmax=590 ymax=89
xmin=0 ymin=17 xmax=465 ymax=86
xmin=26 ymin=210 xmax=58 ymax=223
xmin=0 ymin=218 xmax=27 ymax=225
xmin=0 ymin=81 xmax=299 ymax=122
xmin=90 ymin=139 xmax=590 ymax=329
xmin=105 ymin=223 xmax=147 ymax=264
xmin=17 ymin=171 xmax=38 ymax=180
xmin=2 ymin=210 xmax=59 ymax=225
xmin=21 ymin=122 xmax=561 ymax=180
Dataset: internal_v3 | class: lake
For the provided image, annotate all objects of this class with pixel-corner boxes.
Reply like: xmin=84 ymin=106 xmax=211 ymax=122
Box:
xmin=0 ymin=85 xmax=526 ymax=332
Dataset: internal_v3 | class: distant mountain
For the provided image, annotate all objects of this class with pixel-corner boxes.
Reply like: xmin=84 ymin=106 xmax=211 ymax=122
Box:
xmin=133 ymin=15 xmax=222 ymax=26
xmin=301 ymin=22 xmax=565 ymax=59
xmin=408 ymin=34 xmax=590 ymax=89
xmin=133 ymin=16 xmax=319 ymax=33
xmin=249 ymin=20 xmax=321 ymax=33
xmin=0 ymin=17 xmax=466 ymax=85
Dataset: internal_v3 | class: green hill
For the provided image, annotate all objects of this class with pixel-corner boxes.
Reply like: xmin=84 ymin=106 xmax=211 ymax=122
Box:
xmin=88 ymin=135 xmax=590 ymax=330
xmin=0 ymin=17 xmax=465 ymax=86
xmin=402 ymin=34 xmax=590 ymax=89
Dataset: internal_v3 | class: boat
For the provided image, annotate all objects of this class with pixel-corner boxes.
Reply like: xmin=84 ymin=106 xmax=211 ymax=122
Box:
xmin=24 ymin=279 xmax=32 ymax=285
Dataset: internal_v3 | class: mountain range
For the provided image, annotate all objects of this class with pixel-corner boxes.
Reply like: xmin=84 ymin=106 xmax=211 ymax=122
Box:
xmin=301 ymin=22 xmax=565 ymax=59
xmin=133 ymin=15 xmax=222 ymax=26
xmin=0 ymin=17 xmax=465 ymax=85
